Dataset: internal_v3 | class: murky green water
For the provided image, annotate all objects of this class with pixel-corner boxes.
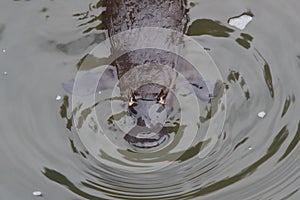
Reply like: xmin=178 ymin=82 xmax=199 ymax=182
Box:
xmin=1 ymin=0 xmax=300 ymax=199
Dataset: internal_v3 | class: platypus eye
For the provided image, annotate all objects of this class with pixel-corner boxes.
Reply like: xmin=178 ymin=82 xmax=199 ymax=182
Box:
xmin=128 ymin=96 xmax=136 ymax=106
xmin=158 ymin=97 xmax=165 ymax=105
xmin=157 ymin=89 xmax=166 ymax=105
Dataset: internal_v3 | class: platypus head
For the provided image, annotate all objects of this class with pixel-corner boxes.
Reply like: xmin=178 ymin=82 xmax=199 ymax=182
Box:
xmin=124 ymin=83 xmax=171 ymax=148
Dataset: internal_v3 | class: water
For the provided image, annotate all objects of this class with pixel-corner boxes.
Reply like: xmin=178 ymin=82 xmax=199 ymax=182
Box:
xmin=1 ymin=0 xmax=300 ymax=199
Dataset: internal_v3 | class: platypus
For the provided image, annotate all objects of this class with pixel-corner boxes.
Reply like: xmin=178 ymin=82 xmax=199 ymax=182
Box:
xmin=104 ymin=0 xmax=190 ymax=148
xmin=64 ymin=0 xmax=215 ymax=148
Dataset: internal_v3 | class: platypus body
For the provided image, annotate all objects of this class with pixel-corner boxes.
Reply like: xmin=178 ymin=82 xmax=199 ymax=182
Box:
xmin=65 ymin=0 xmax=214 ymax=148
xmin=104 ymin=0 xmax=189 ymax=78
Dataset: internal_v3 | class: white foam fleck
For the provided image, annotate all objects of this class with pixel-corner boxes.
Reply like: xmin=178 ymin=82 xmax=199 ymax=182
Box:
xmin=258 ymin=111 xmax=266 ymax=118
xmin=229 ymin=14 xmax=253 ymax=30
xmin=55 ymin=95 xmax=62 ymax=101
xmin=32 ymin=191 xmax=42 ymax=196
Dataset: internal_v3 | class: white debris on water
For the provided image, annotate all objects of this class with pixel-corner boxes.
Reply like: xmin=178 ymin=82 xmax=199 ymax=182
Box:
xmin=98 ymin=91 xmax=102 ymax=94
xmin=3 ymin=71 xmax=8 ymax=75
xmin=228 ymin=14 xmax=253 ymax=30
xmin=32 ymin=191 xmax=42 ymax=196
xmin=258 ymin=111 xmax=266 ymax=118
xmin=2 ymin=49 xmax=6 ymax=53
xmin=55 ymin=95 xmax=62 ymax=101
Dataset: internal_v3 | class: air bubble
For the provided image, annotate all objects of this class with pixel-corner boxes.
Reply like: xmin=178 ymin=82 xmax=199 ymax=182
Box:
xmin=32 ymin=191 xmax=42 ymax=196
xmin=258 ymin=111 xmax=266 ymax=118
xmin=55 ymin=95 xmax=62 ymax=101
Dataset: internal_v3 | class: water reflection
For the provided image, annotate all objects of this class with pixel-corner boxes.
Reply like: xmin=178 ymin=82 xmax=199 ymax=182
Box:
xmin=0 ymin=24 xmax=5 ymax=40
xmin=187 ymin=17 xmax=255 ymax=50
xmin=43 ymin=168 xmax=103 ymax=200
xmin=73 ymin=0 xmax=105 ymax=34
xmin=236 ymin=33 xmax=253 ymax=49
xmin=53 ymin=1 xmax=299 ymax=199
xmin=186 ymin=125 xmax=290 ymax=198
xmin=187 ymin=19 xmax=234 ymax=37
xmin=76 ymin=54 xmax=110 ymax=71
xmin=1 ymin=0 xmax=300 ymax=199
xmin=59 ymin=95 xmax=73 ymax=130
xmin=254 ymin=49 xmax=275 ymax=98
xmin=55 ymin=33 xmax=106 ymax=55
xmin=42 ymin=123 xmax=293 ymax=199
xmin=281 ymin=95 xmax=294 ymax=117
xmin=279 ymin=122 xmax=300 ymax=162
xmin=233 ymin=137 xmax=249 ymax=151
xmin=227 ymin=70 xmax=250 ymax=100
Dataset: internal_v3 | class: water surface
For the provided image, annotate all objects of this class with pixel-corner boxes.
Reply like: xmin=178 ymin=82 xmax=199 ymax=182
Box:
xmin=1 ymin=0 xmax=300 ymax=199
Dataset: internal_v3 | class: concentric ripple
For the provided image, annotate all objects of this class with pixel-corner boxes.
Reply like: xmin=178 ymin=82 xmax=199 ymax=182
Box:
xmin=55 ymin=2 xmax=300 ymax=199
xmin=66 ymin=27 xmax=225 ymax=173
xmin=1 ymin=0 xmax=300 ymax=199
